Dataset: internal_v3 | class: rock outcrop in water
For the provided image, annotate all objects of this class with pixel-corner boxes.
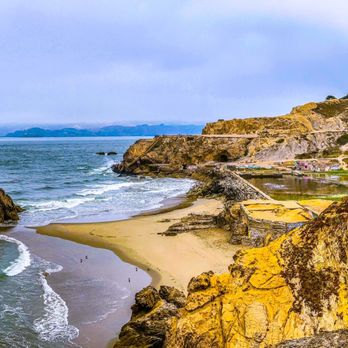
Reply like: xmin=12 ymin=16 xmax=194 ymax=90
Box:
xmin=114 ymin=99 xmax=348 ymax=176
xmin=115 ymin=198 xmax=348 ymax=347
xmin=0 ymin=188 xmax=22 ymax=223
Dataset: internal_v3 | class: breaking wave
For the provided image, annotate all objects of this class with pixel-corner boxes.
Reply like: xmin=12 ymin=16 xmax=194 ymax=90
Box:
xmin=0 ymin=235 xmax=31 ymax=277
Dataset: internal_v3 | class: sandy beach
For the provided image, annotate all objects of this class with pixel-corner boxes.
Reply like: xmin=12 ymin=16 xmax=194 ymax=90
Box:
xmin=37 ymin=198 xmax=243 ymax=292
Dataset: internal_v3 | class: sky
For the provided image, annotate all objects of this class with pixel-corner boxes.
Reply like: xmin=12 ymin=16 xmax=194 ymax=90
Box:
xmin=0 ymin=0 xmax=347 ymax=126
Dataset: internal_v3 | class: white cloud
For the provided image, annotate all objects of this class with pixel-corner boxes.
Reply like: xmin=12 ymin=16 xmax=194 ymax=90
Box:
xmin=0 ymin=0 xmax=347 ymax=124
xmin=184 ymin=0 xmax=348 ymax=35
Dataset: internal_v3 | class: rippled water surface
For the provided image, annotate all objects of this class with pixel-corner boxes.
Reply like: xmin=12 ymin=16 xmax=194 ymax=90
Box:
xmin=0 ymin=137 xmax=194 ymax=347
xmin=249 ymin=174 xmax=348 ymax=201
xmin=0 ymin=137 xmax=194 ymax=226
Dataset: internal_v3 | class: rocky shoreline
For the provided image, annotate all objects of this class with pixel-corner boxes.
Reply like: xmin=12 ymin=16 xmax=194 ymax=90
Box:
xmin=111 ymin=98 xmax=348 ymax=347
xmin=3 ymin=98 xmax=347 ymax=347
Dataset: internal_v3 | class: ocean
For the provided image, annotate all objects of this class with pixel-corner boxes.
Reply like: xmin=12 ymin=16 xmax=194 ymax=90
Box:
xmin=0 ymin=137 xmax=194 ymax=347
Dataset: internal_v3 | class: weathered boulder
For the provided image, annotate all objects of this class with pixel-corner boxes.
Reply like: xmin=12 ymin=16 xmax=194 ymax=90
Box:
xmin=187 ymin=271 xmax=214 ymax=293
xmin=133 ymin=286 xmax=161 ymax=313
xmin=0 ymin=188 xmax=22 ymax=223
xmin=114 ymin=286 xmax=186 ymax=348
xmin=159 ymin=286 xmax=186 ymax=308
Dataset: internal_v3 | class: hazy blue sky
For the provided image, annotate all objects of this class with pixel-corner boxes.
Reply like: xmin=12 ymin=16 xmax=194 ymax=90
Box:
xmin=0 ymin=1 xmax=347 ymax=125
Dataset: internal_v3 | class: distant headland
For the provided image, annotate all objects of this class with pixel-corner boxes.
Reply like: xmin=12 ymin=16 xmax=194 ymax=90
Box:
xmin=4 ymin=124 xmax=204 ymax=137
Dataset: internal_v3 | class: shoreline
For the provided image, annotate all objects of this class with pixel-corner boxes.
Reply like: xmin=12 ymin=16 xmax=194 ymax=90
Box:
xmin=0 ymin=191 xmax=199 ymax=348
xmin=6 ymin=225 xmax=151 ymax=348
xmin=37 ymin=197 xmax=242 ymax=292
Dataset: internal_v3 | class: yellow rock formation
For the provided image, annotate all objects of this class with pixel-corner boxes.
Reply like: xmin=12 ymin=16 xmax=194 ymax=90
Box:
xmin=165 ymin=198 xmax=348 ymax=347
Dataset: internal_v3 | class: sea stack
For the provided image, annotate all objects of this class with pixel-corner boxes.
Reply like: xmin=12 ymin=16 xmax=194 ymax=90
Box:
xmin=0 ymin=188 xmax=22 ymax=223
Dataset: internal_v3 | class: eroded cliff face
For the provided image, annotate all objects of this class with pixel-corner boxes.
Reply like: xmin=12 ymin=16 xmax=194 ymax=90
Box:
xmin=115 ymin=99 xmax=348 ymax=175
xmin=0 ymin=188 xmax=22 ymax=223
xmin=165 ymin=198 xmax=348 ymax=347
xmin=115 ymin=198 xmax=348 ymax=347
xmin=115 ymin=136 xmax=251 ymax=175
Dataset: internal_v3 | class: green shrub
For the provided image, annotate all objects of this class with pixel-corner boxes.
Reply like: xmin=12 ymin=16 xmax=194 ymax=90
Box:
xmin=326 ymin=95 xmax=336 ymax=100
xmin=337 ymin=133 xmax=348 ymax=146
xmin=321 ymin=146 xmax=341 ymax=158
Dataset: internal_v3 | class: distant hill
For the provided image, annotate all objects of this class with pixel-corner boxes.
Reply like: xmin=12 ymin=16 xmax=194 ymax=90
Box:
xmin=5 ymin=124 xmax=204 ymax=137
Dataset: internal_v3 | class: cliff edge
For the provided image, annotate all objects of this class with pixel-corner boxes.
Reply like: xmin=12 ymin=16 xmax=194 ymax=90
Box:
xmin=115 ymin=99 xmax=348 ymax=176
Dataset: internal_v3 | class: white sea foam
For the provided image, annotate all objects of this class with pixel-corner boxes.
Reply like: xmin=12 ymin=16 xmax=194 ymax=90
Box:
xmin=34 ymin=264 xmax=79 ymax=342
xmin=31 ymin=196 xmax=96 ymax=211
xmin=88 ymin=159 xmax=115 ymax=175
xmin=22 ymin=177 xmax=195 ymax=226
xmin=0 ymin=235 xmax=31 ymax=276
xmin=77 ymin=182 xmax=137 ymax=196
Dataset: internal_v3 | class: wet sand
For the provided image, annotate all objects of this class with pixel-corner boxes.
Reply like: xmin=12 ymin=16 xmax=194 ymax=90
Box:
xmin=37 ymin=198 xmax=243 ymax=292
xmin=9 ymin=226 xmax=150 ymax=348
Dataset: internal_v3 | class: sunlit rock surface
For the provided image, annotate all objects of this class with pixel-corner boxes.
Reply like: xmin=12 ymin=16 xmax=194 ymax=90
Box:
xmin=166 ymin=198 xmax=348 ymax=347
xmin=115 ymin=198 xmax=348 ymax=347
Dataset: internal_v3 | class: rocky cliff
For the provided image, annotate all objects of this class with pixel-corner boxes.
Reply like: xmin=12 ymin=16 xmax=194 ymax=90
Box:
xmin=115 ymin=99 xmax=348 ymax=175
xmin=115 ymin=135 xmax=251 ymax=175
xmin=203 ymin=99 xmax=348 ymax=135
xmin=115 ymin=198 xmax=348 ymax=347
xmin=0 ymin=188 xmax=22 ymax=223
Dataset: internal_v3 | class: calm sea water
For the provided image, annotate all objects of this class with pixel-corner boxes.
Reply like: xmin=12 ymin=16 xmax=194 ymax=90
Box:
xmin=0 ymin=137 xmax=194 ymax=347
